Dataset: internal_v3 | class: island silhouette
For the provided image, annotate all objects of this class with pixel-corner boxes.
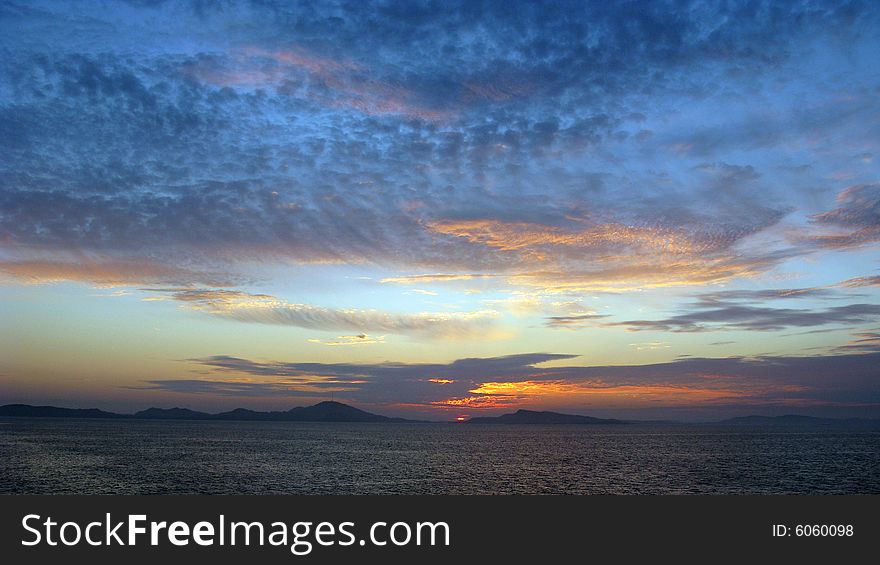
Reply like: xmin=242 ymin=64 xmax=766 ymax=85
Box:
xmin=1 ymin=402 xmax=878 ymax=427
xmin=0 ymin=401 xmax=411 ymax=423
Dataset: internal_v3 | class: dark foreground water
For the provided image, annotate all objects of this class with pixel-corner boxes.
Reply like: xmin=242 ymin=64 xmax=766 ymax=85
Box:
xmin=1 ymin=418 xmax=878 ymax=494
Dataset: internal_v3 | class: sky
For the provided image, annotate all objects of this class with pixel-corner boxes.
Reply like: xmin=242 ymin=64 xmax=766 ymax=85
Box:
xmin=1 ymin=0 xmax=879 ymax=421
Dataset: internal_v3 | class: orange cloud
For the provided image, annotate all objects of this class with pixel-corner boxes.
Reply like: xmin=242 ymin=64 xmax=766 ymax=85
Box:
xmin=507 ymin=255 xmax=778 ymax=292
xmin=472 ymin=379 xmax=752 ymax=399
xmin=426 ymin=219 xmax=707 ymax=256
xmin=417 ymin=218 xmax=783 ymax=291
xmin=430 ymin=379 xmax=807 ymax=410
xmin=382 ymin=258 xmax=780 ymax=294
xmin=430 ymin=396 xmax=522 ymax=409
xmin=0 ymin=258 xmax=233 ymax=287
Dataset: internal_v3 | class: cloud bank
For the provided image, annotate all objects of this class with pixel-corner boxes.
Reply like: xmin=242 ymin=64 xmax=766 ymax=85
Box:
xmin=141 ymin=351 xmax=880 ymax=417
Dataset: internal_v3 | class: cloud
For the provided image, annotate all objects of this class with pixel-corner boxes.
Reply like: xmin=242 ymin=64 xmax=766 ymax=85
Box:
xmin=188 ymin=352 xmax=574 ymax=382
xmin=692 ymin=288 xmax=835 ymax=303
xmin=832 ymin=330 xmax=880 ymax=353
xmin=0 ymin=257 xmax=236 ymax=287
xmin=405 ymin=289 xmax=438 ymax=296
xmin=808 ymin=183 xmax=880 ymax=249
xmin=613 ymin=303 xmax=880 ymax=333
xmin=545 ymin=314 xmax=610 ymax=329
xmin=141 ymin=350 xmax=880 ymax=415
xmin=426 ymin=219 xmax=733 ymax=256
xmin=628 ymin=342 xmax=671 ymax=351
xmin=139 ymin=378 xmax=362 ymax=397
xmin=424 ymin=218 xmax=791 ymax=289
xmin=600 ymin=283 xmax=880 ymax=332
xmin=187 ymin=45 xmax=451 ymax=122
xmin=143 ymin=288 xmax=500 ymax=339
xmin=837 ymin=275 xmax=880 ymax=288
xmin=505 ymin=250 xmax=798 ymax=292
xmin=2 ymin=0 xmax=875 ymax=294
xmin=382 ymin=220 xmax=801 ymax=293
xmin=307 ymin=334 xmax=386 ymax=346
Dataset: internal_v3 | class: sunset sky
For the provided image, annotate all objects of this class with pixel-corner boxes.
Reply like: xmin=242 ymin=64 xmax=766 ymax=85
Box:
xmin=1 ymin=0 xmax=879 ymax=420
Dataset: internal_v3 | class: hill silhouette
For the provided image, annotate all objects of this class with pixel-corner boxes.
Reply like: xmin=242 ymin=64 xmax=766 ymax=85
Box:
xmin=0 ymin=404 xmax=121 ymax=419
xmin=0 ymin=401 xmax=414 ymax=423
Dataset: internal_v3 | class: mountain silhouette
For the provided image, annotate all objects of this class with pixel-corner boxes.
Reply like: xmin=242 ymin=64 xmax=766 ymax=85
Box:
xmin=465 ymin=409 xmax=625 ymax=425
xmin=286 ymin=401 xmax=404 ymax=422
xmin=0 ymin=401 xmax=415 ymax=423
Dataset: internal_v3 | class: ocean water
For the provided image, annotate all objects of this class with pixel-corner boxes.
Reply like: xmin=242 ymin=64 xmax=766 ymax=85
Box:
xmin=0 ymin=418 xmax=877 ymax=494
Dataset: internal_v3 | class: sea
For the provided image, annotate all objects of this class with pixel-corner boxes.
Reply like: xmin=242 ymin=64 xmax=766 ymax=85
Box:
xmin=1 ymin=418 xmax=878 ymax=494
